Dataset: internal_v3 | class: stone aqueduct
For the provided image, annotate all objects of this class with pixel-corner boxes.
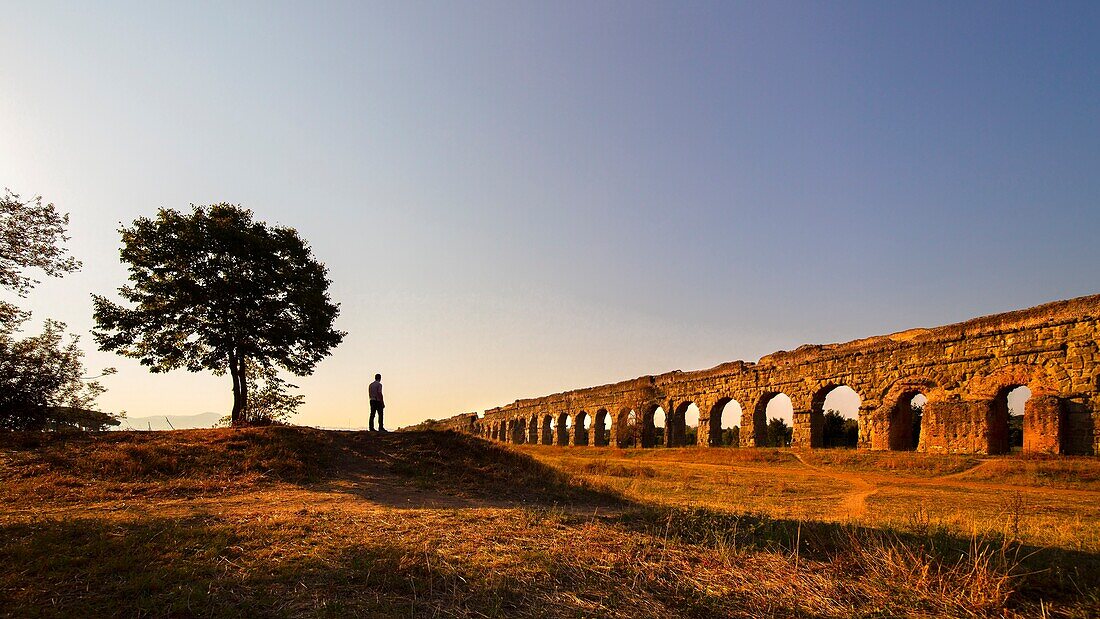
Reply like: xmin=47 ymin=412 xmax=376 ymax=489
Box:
xmin=425 ymin=295 xmax=1100 ymax=455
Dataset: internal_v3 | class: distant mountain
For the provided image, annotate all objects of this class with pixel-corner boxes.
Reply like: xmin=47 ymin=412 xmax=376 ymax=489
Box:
xmin=117 ymin=412 xmax=223 ymax=431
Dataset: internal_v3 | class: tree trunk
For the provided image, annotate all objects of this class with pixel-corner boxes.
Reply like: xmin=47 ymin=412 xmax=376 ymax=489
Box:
xmin=239 ymin=356 xmax=249 ymax=424
xmin=229 ymin=353 xmax=243 ymax=425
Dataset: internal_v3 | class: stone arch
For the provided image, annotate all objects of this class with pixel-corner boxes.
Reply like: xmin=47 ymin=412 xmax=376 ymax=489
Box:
xmin=670 ymin=400 xmax=697 ymax=447
xmin=967 ymin=364 xmax=1061 ymax=399
xmin=968 ymin=364 xmax=1063 ymax=454
xmin=755 ymin=392 xmax=794 ymax=447
xmin=810 ymin=384 xmax=862 ymax=448
xmin=594 ymin=408 xmax=612 ymax=446
xmin=708 ymin=397 xmax=746 ymax=447
xmin=541 ymin=414 xmax=554 ymax=445
xmin=640 ymin=403 xmax=665 ymax=448
xmin=528 ymin=414 xmax=539 ymax=444
xmin=556 ymin=412 xmax=570 ymax=446
xmin=877 ymin=376 xmax=942 ymax=451
xmin=574 ymin=411 xmax=590 ymax=446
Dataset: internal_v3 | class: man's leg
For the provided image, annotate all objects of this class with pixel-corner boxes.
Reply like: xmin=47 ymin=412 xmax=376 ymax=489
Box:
xmin=378 ymin=406 xmax=386 ymax=432
xmin=369 ymin=403 xmax=377 ymax=431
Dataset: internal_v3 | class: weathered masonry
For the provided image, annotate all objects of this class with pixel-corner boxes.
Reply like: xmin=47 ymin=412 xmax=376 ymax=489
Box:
xmin=429 ymin=295 xmax=1100 ymax=455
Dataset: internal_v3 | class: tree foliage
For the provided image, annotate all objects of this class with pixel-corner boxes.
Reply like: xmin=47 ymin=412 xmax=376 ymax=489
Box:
xmin=766 ymin=417 xmax=792 ymax=447
xmin=1008 ymin=414 xmax=1024 ymax=449
xmin=238 ymin=360 xmax=306 ymax=425
xmin=0 ymin=319 xmax=111 ymax=430
xmin=92 ymin=204 xmax=345 ymax=424
xmin=721 ymin=426 xmax=739 ymax=447
xmin=822 ymin=410 xmax=859 ymax=447
xmin=0 ymin=190 xmax=111 ymax=430
xmin=0 ymin=190 xmax=82 ymax=297
xmin=0 ymin=190 xmax=83 ymax=333
xmin=911 ymin=401 xmax=924 ymax=449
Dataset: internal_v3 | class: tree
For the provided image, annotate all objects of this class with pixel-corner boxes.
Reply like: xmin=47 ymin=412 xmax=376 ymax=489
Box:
xmin=766 ymin=417 xmax=792 ymax=447
xmin=684 ymin=424 xmax=698 ymax=446
xmin=92 ymin=204 xmax=345 ymax=425
xmin=0 ymin=190 xmax=112 ymax=431
xmin=238 ymin=360 xmax=305 ymax=425
xmin=721 ymin=426 xmax=739 ymax=447
xmin=1008 ymin=414 xmax=1024 ymax=450
xmin=911 ymin=401 xmax=924 ymax=449
xmin=0 ymin=190 xmax=82 ymax=330
xmin=0 ymin=319 xmax=110 ymax=430
xmin=822 ymin=410 xmax=858 ymax=448
xmin=0 ymin=190 xmax=82 ymax=296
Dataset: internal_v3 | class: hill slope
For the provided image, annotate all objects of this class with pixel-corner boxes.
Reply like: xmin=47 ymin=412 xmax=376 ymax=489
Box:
xmin=1 ymin=428 xmax=1097 ymax=618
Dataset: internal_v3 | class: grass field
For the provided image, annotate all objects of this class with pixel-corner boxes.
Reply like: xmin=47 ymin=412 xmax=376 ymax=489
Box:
xmin=1 ymin=428 xmax=1098 ymax=618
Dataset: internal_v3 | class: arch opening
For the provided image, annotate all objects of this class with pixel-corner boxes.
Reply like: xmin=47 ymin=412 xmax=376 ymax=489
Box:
xmin=674 ymin=402 xmax=700 ymax=446
xmin=645 ymin=407 xmax=667 ymax=448
xmin=817 ymin=385 xmax=861 ymax=448
xmin=594 ymin=409 xmax=611 ymax=446
xmin=528 ymin=415 xmax=539 ymax=444
xmin=709 ymin=398 xmax=743 ymax=446
xmin=761 ymin=393 xmax=793 ymax=447
xmin=991 ymin=385 xmax=1031 ymax=454
xmin=556 ymin=412 xmax=571 ymax=446
xmin=541 ymin=414 xmax=554 ymax=445
xmin=890 ymin=392 xmax=926 ymax=451
xmin=575 ymin=411 xmax=590 ymax=446
xmin=616 ymin=408 xmax=639 ymax=448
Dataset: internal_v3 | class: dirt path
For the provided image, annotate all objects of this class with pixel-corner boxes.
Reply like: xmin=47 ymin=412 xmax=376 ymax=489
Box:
xmin=541 ymin=448 xmax=1100 ymax=521
xmin=791 ymin=452 xmax=879 ymax=519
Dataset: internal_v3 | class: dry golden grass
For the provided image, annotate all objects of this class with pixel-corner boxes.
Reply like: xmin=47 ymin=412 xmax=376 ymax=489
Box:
xmin=954 ymin=455 xmax=1100 ymax=491
xmin=797 ymin=448 xmax=980 ymax=477
xmin=524 ymin=444 xmax=1100 ymax=552
xmin=1 ymin=428 xmax=1098 ymax=618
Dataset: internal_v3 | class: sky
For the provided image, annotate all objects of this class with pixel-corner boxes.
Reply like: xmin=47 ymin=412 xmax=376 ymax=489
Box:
xmin=2 ymin=2 xmax=1098 ymax=429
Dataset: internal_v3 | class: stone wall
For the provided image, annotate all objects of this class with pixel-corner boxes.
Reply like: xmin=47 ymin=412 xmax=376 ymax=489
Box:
xmin=429 ymin=295 xmax=1100 ymax=455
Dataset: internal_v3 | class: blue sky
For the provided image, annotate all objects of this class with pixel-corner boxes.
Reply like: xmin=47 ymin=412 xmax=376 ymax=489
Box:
xmin=2 ymin=2 xmax=1098 ymax=428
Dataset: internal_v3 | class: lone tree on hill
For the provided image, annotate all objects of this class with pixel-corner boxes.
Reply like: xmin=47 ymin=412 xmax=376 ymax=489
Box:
xmin=92 ymin=204 xmax=345 ymax=425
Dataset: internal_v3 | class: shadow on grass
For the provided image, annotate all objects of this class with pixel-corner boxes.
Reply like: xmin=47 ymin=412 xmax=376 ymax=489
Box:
xmin=612 ymin=505 xmax=1100 ymax=612
xmin=4 ymin=508 xmax=1097 ymax=619
xmin=324 ymin=430 xmax=630 ymax=508
xmin=0 ymin=514 xmax=753 ymax=619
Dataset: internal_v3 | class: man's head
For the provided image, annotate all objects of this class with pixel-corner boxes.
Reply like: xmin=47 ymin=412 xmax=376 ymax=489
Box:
xmin=375 ymin=373 xmax=381 ymax=381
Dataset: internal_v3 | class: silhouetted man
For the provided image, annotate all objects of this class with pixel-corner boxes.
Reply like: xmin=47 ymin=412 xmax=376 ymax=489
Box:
xmin=368 ymin=373 xmax=386 ymax=431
